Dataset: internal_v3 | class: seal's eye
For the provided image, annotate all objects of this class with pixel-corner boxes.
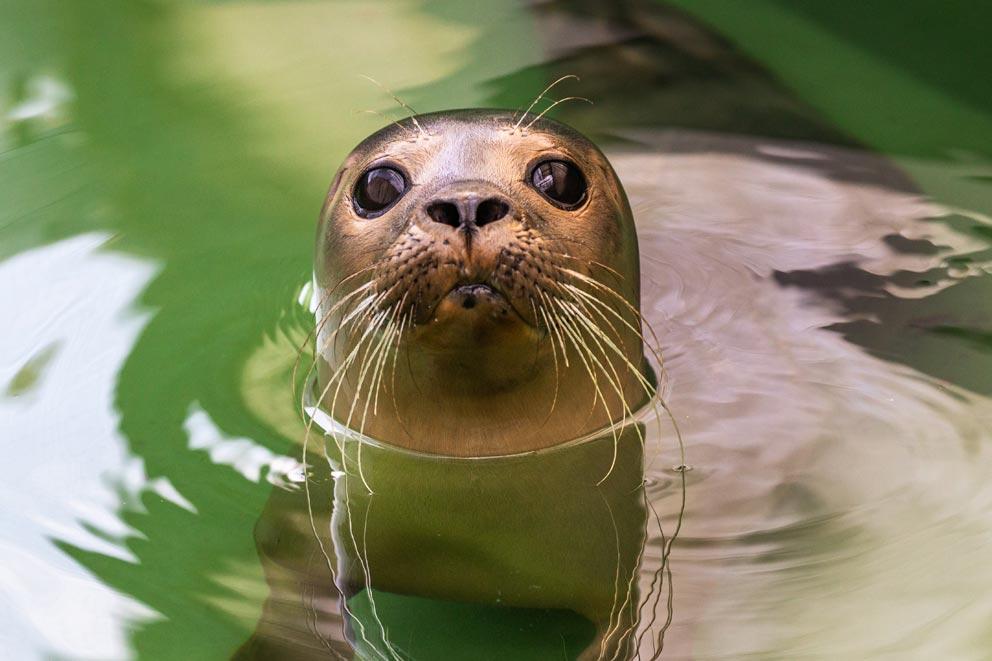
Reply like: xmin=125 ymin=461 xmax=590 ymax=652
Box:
xmin=530 ymin=160 xmax=587 ymax=209
xmin=353 ymin=167 xmax=407 ymax=217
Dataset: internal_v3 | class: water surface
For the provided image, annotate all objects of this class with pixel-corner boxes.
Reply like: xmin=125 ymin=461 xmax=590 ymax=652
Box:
xmin=3 ymin=1 xmax=991 ymax=659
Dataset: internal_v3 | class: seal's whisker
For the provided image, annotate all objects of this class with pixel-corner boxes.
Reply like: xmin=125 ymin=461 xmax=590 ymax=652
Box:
xmin=559 ymin=272 xmax=675 ymax=428
xmin=595 ymin=488 xmax=624 ymax=661
xmin=339 ymin=466 xmax=399 ymax=661
xmin=524 ymin=96 xmax=593 ymax=131
xmin=299 ymin=336 xmax=386 ymax=658
xmin=560 ymin=267 xmax=642 ymax=321
xmin=312 ymin=283 xmax=379 ymax=357
xmin=338 ymin=291 xmax=388 ymax=342
xmin=332 ymin=308 xmax=393 ymax=488
xmin=329 ymin=305 xmax=407 ymax=660
xmin=556 ymin=297 xmax=646 ymax=434
xmin=560 ymin=283 xmax=643 ymax=348
xmin=349 ymin=324 xmax=394 ymax=487
xmin=539 ymin=295 xmax=571 ymax=369
xmin=532 ymin=297 xmax=562 ymax=422
xmin=559 ymin=267 xmax=685 ymax=519
xmin=347 ymin=309 xmax=398 ymax=426
xmin=563 ymin=282 xmax=671 ymax=450
xmin=560 ymin=284 xmax=626 ymax=348
xmin=552 ymin=298 xmax=643 ymax=485
xmin=550 ymin=300 xmax=625 ymax=475
xmin=552 ymin=296 xmax=633 ymax=407
xmin=388 ymin=310 xmax=413 ymax=423
xmin=323 ymin=308 xmax=392 ymax=467
xmin=555 ymin=297 xmax=632 ymax=404
xmin=351 ymin=306 xmax=406 ymax=493
xmin=357 ymin=74 xmax=426 ymax=137
xmin=561 ymin=291 xmax=655 ymax=404
xmin=606 ymin=490 xmax=648 ymax=661
xmin=304 ymin=294 xmax=377 ymax=469
xmin=293 ymin=286 xmax=337 ymax=412
xmin=376 ymin=294 xmax=409 ymax=417
xmin=540 ymin=291 xmax=601 ymax=416
xmin=305 ymin=288 xmax=377 ymax=390
xmin=335 ymin=286 xmax=404 ymax=358
xmin=559 ymin=258 xmax=672 ymax=387
xmin=512 ymin=74 xmax=580 ymax=130
xmin=590 ymin=259 xmax=626 ymax=282
xmin=635 ymin=493 xmax=670 ymax=660
xmin=296 ymin=272 xmax=377 ymax=413
xmin=354 ymin=109 xmax=416 ymax=137
xmin=336 ymin=297 xmax=406 ymax=495
xmin=557 ymin=251 xmax=628 ymax=286
xmin=539 ymin=304 xmax=594 ymax=429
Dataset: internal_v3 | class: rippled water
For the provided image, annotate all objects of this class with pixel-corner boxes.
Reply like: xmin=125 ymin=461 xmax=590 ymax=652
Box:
xmin=3 ymin=1 xmax=992 ymax=660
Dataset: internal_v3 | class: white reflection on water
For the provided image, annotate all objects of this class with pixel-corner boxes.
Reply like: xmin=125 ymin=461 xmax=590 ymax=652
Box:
xmin=4 ymin=74 xmax=73 ymax=125
xmin=0 ymin=234 xmax=169 ymax=660
xmin=184 ymin=403 xmax=301 ymax=489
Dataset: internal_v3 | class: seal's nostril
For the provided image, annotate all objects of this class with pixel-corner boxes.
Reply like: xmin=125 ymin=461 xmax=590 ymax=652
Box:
xmin=426 ymin=195 xmax=508 ymax=230
xmin=461 ymin=294 xmax=477 ymax=309
xmin=476 ymin=199 xmax=509 ymax=227
xmin=427 ymin=202 xmax=460 ymax=228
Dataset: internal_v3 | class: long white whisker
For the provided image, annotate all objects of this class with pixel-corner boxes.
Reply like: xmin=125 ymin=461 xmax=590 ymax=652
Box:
xmin=524 ymin=96 xmax=593 ymax=130
xmin=513 ymin=74 xmax=580 ymax=130
xmin=357 ymin=74 xmax=426 ymax=137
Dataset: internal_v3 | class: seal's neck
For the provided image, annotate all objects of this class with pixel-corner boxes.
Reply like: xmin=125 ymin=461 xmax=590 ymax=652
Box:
xmin=317 ymin=329 xmax=647 ymax=456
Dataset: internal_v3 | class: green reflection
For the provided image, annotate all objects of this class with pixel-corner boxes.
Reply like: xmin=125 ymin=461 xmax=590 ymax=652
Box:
xmin=347 ymin=592 xmax=594 ymax=661
xmin=2 ymin=0 xmax=547 ymax=658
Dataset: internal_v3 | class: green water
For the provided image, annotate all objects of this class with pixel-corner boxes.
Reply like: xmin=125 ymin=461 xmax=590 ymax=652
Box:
xmin=3 ymin=2 xmax=992 ymax=659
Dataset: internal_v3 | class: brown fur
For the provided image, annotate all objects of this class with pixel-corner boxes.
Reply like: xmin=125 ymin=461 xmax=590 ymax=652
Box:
xmin=314 ymin=110 xmax=646 ymax=455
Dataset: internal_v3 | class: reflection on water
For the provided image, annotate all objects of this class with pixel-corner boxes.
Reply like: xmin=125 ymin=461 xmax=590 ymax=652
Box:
xmin=0 ymin=235 xmax=160 ymax=658
xmin=240 ymin=401 xmax=655 ymax=660
xmin=616 ymin=136 xmax=992 ymax=658
xmin=2 ymin=0 xmax=992 ymax=659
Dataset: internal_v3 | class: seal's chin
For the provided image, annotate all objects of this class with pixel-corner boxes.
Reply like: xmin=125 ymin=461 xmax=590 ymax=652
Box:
xmin=407 ymin=283 xmax=544 ymax=360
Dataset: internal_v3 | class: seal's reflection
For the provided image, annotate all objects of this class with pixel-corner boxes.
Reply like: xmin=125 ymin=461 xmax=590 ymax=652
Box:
xmin=238 ymin=413 xmax=649 ymax=660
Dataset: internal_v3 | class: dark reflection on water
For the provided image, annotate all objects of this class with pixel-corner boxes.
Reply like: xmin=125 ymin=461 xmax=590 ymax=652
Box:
xmin=776 ymin=215 xmax=992 ymax=396
xmin=2 ymin=0 xmax=992 ymax=659
xmin=432 ymin=0 xmax=856 ymax=147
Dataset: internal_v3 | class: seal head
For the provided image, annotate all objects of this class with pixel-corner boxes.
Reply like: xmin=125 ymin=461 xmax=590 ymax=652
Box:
xmin=315 ymin=109 xmax=645 ymax=455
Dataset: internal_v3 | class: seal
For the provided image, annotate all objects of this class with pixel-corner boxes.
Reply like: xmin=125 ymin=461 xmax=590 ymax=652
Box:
xmin=314 ymin=109 xmax=650 ymax=456
xmin=235 ymin=110 xmax=660 ymax=661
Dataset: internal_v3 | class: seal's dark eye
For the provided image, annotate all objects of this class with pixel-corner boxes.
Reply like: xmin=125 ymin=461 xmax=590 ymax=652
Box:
xmin=530 ymin=160 xmax=587 ymax=208
xmin=353 ymin=167 xmax=407 ymax=217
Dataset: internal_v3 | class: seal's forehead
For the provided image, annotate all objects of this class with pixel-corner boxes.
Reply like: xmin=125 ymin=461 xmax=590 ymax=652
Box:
xmin=347 ymin=109 xmax=599 ymax=166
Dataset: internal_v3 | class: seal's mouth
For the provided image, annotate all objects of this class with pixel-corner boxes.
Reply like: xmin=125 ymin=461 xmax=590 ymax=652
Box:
xmin=448 ymin=283 xmax=500 ymax=310
xmin=424 ymin=281 xmax=530 ymax=328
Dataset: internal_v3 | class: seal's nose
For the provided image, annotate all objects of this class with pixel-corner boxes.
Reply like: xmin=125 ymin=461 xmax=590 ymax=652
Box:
xmin=425 ymin=194 xmax=510 ymax=230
